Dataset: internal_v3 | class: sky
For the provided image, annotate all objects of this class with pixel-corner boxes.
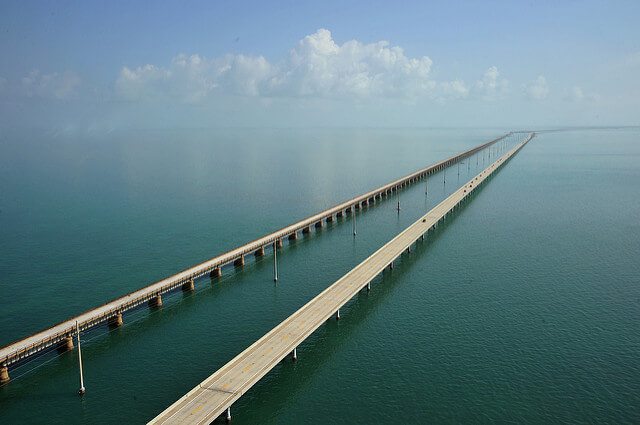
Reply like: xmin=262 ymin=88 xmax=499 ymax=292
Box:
xmin=0 ymin=0 xmax=639 ymax=132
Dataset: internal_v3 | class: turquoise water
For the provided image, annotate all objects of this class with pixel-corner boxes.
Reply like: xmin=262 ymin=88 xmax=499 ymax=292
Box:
xmin=0 ymin=128 xmax=638 ymax=423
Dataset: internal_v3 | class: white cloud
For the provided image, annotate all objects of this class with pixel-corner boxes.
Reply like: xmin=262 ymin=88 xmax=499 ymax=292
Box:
xmin=563 ymin=86 xmax=599 ymax=102
xmin=274 ymin=28 xmax=436 ymax=98
xmin=569 ymin=86 xmax=584 ymax=101
xmin=115 ymin=29 xmax=470 ymax=102
xmin=439 ymin=80 xmax=469 ymax=99
xmin=524 ymin=75 xmax=549 ymax=100
xmin=21 ymin=70 xmax=81 ymax=99
xmin=474 ymin=66 xmax=509 ymax=100
xmin=116 ymin=64 xmax=173 ymax=100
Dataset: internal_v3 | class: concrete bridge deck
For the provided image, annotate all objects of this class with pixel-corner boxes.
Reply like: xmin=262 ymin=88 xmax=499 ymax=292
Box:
xmin=0 ymin=133 xmax=510 ymax=381
xmin=149 ymin=133 xmax=534 ymax=424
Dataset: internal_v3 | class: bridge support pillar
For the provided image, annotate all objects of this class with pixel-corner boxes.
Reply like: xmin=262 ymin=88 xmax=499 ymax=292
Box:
xmin=389 ymin=261 xmax=394 ymax=270
xmin=302 ymin=226 xmax=311 ymax=234
xmin=58 ymin=335 xmax=74 ymax=352
xmin=234 ymin=255 xmax=245 ymax=267
xmin=292 ymin=347 xmax=297 ymax=361
xmin=337 ymin=210 xmax=344 ymax=218
xmin=226 ymin=407 xmax=231 ymax=422
xmin=315 ymin=221 xmax=323 ymax=228
xmin=367 ymin=281 xmax=371 ymax=291
xmin=288 ymin=232 xmax=297 ymax=241
xmin=355 ymin=203 xmax=361 ymax=210
xmin=276 ymin=238 xmax=283 ymax=249
xmin=149 ymin=294 xmax=163 ymax=308
xmin=109 ymin=312 xmax=123 ymax=328
xmin=182 ymin=278 xmax=195 ymax=291
xmin=254 ymin=247 xmax=265 ymax=257
xmin=336 ymin=309 xmax=341 ymax=320
xmin=327 ymin=215 xmax=334 ymax=222
xmin=210 ymin=267 xmax=222 ymax=279
xmin=0 ymin=366 xmax=9 ymax=384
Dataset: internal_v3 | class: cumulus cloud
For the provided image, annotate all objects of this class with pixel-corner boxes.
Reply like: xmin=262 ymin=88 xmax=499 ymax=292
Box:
xmin=474 ymin=66 xmax=508 ymax=100
xmin=524 ymin=75 xmax=549 ymax=100
xmin=116 ymin=29 xmax=466 ymax=102
xmin=274 ymin=28 xmax=436 ymax=98
xmin=117 ymin=64 xmax=173 ymax=100
xmin=116 ymin=53 xmax=274 ymax=102
xmin=21 ymin=70 xmax=81 ymax=99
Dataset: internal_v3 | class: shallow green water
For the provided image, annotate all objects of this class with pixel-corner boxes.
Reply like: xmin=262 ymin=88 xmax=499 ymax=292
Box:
xmin=0 ymin=128 xmax=638 ymax=423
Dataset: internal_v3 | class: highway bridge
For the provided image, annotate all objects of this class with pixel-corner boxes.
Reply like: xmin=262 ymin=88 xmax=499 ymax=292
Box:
xmin=0 ymin=132 xmax=515 ymax=384
xmin=149 ymin=132 xmax=534 ymax=424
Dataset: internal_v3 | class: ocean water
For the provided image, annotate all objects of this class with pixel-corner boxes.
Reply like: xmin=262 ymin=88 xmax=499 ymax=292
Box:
xmin=0 ymin=128 xmax=638 ymax=423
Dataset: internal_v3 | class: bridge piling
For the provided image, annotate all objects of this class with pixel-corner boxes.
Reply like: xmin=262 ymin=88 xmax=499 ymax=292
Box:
xmin=182 ymin=278 xmax=195 ymax=291
xmin=57 ymin=335 xmax=74 ymax=352
xmin=210 ymin=267 xmax=222 ymax=279
xmin=292 ymin=347 xmax=297 ymax=361
xmin=109 ymin=312 xmax=123 ymax=328
xmin=288 ymin=232 xmax=298 ymax=241
xmin=0 ymin=366 xmax=9 ymax=384
xmin=336 ymin=309 xmax=341 ymax=320
xmin=234 ymin=256 xmax=245 ymax=267
xmin=149 ymin=294 xmax=163 ymax=308
xmin=254 ymin=247 xmax=265 ymax=257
